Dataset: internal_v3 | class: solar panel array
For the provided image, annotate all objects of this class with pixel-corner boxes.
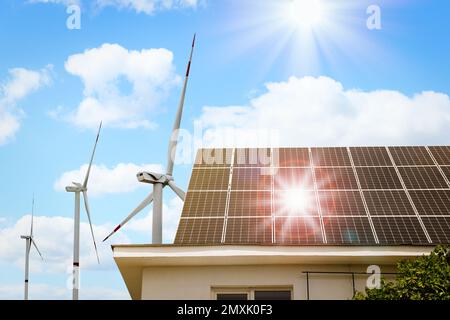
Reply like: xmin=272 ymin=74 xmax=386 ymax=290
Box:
xmin=174 ymin=147 xmax=450 ymax=245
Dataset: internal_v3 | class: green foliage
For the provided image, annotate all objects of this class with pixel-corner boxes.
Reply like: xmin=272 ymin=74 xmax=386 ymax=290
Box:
xmin=354 ymin=245 xmax=450 ymax=300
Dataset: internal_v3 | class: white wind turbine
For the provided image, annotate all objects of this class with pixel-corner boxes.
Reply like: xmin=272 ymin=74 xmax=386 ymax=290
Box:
xmin=20 ymin=195 xmax=43 ymax=300
xmin=103 ymin=34 xmax=196 ymax=244
xmin=65 ymin=122 xmax=101 ymax=300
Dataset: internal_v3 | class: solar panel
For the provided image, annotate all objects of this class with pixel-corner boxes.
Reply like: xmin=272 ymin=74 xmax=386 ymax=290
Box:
xmin=421 ymin=217 xmax=450 ymax=243
xmin=409 ymin=190 xmax=450 ymax=216
xmin=277 ymin=148 xmax=310 ymax=167
xmin=388 ymin=146 xmax=435 ymax=166
xmin=231 ymin=167 xmax=272 ymax=190
xmin=440 ymin=166 xmax=450 ymax=181
xmin=372 ymin=216 xmax=429 ymax=244
xmin=311 ymin=147 xmax=352 ymax=167
xmin=175 ymin=147 xmax=450 ymax=246
xmin=323 ymin=217 xmax=376 ymax=245
xmin=349 ymin=147 xmax=393 ymax=166
xmin=319 ymin=191 xmax=366 ymax=216
xmin=188 ymin=168 xmax=230 ymax=190
xmin=428 ymin=146 xmax=450 ymax=165
xmin=225 ymin=217 xmax=272 ymax=244
xmin=182 ymin=191 xmax=227 ymax=217
xmin=363 ymin=190 xmax=416 ymax=216
xmin=228 ymin=191 xmax=271 ymax=217
xmin=175 ymin=218 xmax=224 ymax=244
xmin=273 ymin=168 xmax=314 ymax=190
xmin=356 ymin=167 xmax=403 ymax=190
xmin=275 ymin=217 xmax=323 ymax=244
xmin=234 ymin=148 xmax=271 ymax=167
xmin=315 ymin=167 xmax=359 ymax=190
xmin=398 ymin=167 xmax=448 ymax=189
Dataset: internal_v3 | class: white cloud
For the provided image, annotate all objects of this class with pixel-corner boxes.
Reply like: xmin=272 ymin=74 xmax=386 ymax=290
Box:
xmin=0 ymin=66 xmax=52 ymax=144
xmin=0 ymin=215 xmax=129 ymax=273
xmin=197 ymin=76 xmax=450 ymax=147
xmin=95 ymin=0 xmax=199 ymax=14
xmin=127 ymin=196 xmax=183 ymax=243
xmin=54 ymin=163 xmax=165 ymax=197
xmin=56 ymin=44 xmax=179 ymax=129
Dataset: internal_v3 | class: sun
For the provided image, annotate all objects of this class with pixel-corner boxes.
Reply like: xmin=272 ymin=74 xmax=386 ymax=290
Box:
xmin=280 ymin=188 xmax=314 ymax=216
xmin=285 ymin=0 xmax=325 ymax=29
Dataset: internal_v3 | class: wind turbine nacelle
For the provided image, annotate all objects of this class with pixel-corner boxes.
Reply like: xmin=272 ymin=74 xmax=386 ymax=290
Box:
xmin=137 ymin=172 xmax=173 ymax=185
xmin=66 ymin=185 xmax=83 ymax=192
xmin=21 ymin=235 xmax=30 ymax=239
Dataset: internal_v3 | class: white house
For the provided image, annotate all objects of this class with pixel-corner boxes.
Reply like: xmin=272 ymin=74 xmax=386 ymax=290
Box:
xmin=111 ymin=147 xmax=450 ymax=300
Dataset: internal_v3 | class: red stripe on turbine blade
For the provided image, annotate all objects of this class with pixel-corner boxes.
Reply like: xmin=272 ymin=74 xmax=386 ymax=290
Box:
xmin=114 ymin=225 xmax=121 ymax=232
xmin=73 ymin=262 xmax=79 ymax=267
xmin=186 ymin=61 xmax=191 ymax=77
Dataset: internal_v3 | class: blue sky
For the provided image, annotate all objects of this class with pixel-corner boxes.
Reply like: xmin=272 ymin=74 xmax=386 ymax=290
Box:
xmin=1 ymin=0 xmax=450 ymax=299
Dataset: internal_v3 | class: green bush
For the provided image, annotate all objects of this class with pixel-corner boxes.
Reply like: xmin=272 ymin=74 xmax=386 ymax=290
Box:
xmin=354 ymin=245 xmax=450 ymax=300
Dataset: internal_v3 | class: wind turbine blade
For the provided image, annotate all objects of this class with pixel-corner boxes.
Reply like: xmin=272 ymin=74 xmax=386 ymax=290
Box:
xmin=168 ymin=180 xmax=186 ymax=201
xmin=103 ymin=192 xmax=154 ymax=242
xmin=83 ymin=121 xmax=102 ymax=188
xmin=31 ymin=239 xmax=43 ymax=260
xmin=82 ymin=191 xmax=100 ymax=264
xmin=30 ymin=194 xmax=35 ymax=237
xmin=166 ymin=34 xmax=196 ymax=176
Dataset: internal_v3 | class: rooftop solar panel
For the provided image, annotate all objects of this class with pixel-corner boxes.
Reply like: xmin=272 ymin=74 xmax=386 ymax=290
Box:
xmin=175 ymin=147 xmax=450 ymax=246
xmin=228 ymin=191 xmax=271 ymax=217
xmin=356 ymin=167 xmax=403 ymax=190
xmin=275 ymin=217 xmax=323 ymax=244
xmin=188 ymin=168 xmax=230 ymax=190
xmin=231 ymin=167 xmax=272 ymax=190
xmin=372 ymin=216 xmax=429 ymax=244
xmin=277 ymin=148 xmax=310 ymax=167
xmin=428 ymin=146 xmax=450 ymax=165
xmin=398 ymin=167 xmax=449 ymax=189
xmin=440 ymin=166 xmax=450 ymax=182
xmin=311 ymin=147 xmax=352 ymax=167
xmin=315 ymin=167 xmax=359 ymax=190
xmin=182 ymin=191 xmax=227 ymax=217
xmin=323 ymin=217 xmax=376 ymax=245
xmin=225 ymin=217 xmax=272 ymax=244
xmin=273 ymin=168 xmax=314 ymax=190
xmin=175 ymin=218 xmax=224 ymax=244
xmin=409 ymin=190 xmax=450 ymax=216
xmin=363 ymin=190 xmax=416 ymax=216
xmin=319 ymin=191 xmax=366 ymax=216
xmin=421 ymin=217 xmax=450 ymax=243
xmin=388 ymin=146 xmax=435 ymax=166
xmin=349 ymin=147 xmax=393 ymax=166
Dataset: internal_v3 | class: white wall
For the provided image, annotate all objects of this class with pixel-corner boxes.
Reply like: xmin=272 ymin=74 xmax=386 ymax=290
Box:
xmin=141 ymin=264 xmax=397 ymax=300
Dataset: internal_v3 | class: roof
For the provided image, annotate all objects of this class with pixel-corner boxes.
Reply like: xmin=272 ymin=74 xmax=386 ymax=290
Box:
xmin=174 ymin=146 xmax=450 ymax=246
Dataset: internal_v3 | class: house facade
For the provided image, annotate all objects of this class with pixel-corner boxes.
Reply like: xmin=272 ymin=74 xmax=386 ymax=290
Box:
xmin=113 ymin=244 xmax=432 ymax=300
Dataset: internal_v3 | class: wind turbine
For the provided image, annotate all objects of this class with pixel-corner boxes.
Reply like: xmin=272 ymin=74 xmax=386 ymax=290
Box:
xmin=65 ymin=122 xmax=101 ymax=300
xmin=103 ymin=34 xmax=196 ymax=244
xmin=20 ymin=195 xmax=43 ymax=300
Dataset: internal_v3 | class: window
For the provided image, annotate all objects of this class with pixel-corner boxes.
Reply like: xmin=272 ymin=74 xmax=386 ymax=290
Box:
xmin=213 ymin=288 xmax=292 ymax=300
xmin=254 ymin=290 xmax=291 ymax=300
xmin=217 ymin=293 xmax=248 ymax=300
